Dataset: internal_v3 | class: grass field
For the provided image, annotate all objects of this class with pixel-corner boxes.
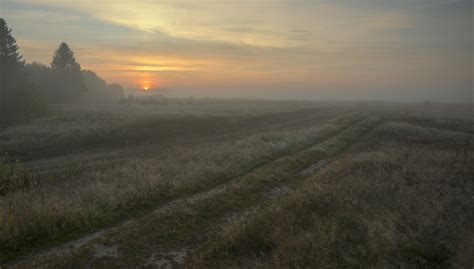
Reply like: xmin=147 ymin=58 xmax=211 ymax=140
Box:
xmin=0 ymin=100 xmax=472 ymax=268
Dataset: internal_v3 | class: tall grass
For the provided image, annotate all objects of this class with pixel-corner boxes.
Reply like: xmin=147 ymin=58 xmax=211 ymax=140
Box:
xmin=0 ymin=113 xmax=360 ymax=262
xmin=195 ymin=120 xmax=473 ymax=268
xmin=0 ymin=99 xmax=321 ymax=149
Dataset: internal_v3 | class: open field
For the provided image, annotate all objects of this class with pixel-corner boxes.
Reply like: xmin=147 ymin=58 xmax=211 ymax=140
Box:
xmin=0 ymin=100 xmax=472 ymax=268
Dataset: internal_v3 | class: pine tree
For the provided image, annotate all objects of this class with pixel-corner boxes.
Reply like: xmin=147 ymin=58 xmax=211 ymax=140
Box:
xmin=51 ymin=42 xmax=80 ymax=73
xmin=0 ymin=18 xmax=25 ymax=115
xmin=50 ymin=42 xmax=85 ymax=100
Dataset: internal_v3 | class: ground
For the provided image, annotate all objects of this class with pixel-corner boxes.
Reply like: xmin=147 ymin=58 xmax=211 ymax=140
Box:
xmin=0 ymin=99 xmax=472 ymax=268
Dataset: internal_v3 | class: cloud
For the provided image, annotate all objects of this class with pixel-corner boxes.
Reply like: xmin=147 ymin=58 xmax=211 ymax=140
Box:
xmin=3 ymin=0 xmax=472 ymax=101
xmin=7 ymin=0 xmax=414 ymax=48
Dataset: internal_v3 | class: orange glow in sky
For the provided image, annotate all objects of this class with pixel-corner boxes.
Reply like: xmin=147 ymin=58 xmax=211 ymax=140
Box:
xmin=137 ymin=75 xmax=156 ymax=91
xmin=7 ymin=0 xmax=472 ymax=101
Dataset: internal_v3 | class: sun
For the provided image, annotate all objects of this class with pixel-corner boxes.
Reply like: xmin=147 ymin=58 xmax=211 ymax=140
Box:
xmin=144 ymin=86 xmax=149 ymax=91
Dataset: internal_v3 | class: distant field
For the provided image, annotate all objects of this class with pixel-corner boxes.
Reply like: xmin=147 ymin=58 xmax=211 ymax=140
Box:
xmin=0 ymin=100 xmax=472 ymax=268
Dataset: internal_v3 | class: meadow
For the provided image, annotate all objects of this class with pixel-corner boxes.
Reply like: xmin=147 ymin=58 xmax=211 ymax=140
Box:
xmin=0 ymin=99 xmax=472 ymax=268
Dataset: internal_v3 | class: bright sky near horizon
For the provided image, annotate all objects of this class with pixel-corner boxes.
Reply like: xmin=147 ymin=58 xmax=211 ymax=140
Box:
xmin=1 ymin=0 xmax=472 ymax=101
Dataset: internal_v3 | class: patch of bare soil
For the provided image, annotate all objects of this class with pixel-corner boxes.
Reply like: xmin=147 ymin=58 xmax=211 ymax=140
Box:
xmin=93 ymin=244 xmax=119 ymax=258
xmin=301 ymin=159 xmax=329 ymax=175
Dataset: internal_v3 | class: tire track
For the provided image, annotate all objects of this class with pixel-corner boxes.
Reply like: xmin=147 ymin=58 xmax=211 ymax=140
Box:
xmin=9 ymin=116 xmax=379 ymax=268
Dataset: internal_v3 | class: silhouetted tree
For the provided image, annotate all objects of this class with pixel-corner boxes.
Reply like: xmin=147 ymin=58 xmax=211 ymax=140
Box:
xmin=0 ymin=18 xmax=44 ymax=124
xmin=81 ymin=70 xmax=124 ymax=102
xmin=51 ymin=43 xmax=80 ymax=73
xmin=82 ymin=70 xmax=107 ymax=92
xmin=107 ymin=83 xmax=124 ymax=100
xmin=24 ymin=62 xmax=55 ymax=100
xmin=0 ymin=18 xmax=24 ymax=116
xmin=25 ymin=63 xmax=123 ymax=104
xmin=50 ymin=42 xmax=86 ymax=101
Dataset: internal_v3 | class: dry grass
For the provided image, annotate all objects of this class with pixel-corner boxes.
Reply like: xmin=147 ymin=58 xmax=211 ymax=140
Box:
xmin=0 ymin=99 xmax=320 ymax=149
xmin=194 ymin=119 xmax=473 ymax=268
xmin=0 ymin=110 xmax=362 ymax=262
xmin=1 ymin=101 xmax=472 ymax=267
xmin=8 ymin=113 xmax=378 ymax=269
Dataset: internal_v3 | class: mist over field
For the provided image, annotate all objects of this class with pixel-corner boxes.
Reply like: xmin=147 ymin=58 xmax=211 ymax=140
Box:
xmin=0 ymin=1 xmax=473 ymax=268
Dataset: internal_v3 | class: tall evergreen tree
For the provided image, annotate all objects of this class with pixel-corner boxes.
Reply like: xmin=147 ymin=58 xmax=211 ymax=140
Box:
xmin=50 ymin=42 xmax=85 ymax=101
xmin=0 ymin=19 xmax=44 ymax=123
xmin=0 ymin=18 xmax=24 ymax=115
xmin=51 ymin=43 xmax=80 ymax=73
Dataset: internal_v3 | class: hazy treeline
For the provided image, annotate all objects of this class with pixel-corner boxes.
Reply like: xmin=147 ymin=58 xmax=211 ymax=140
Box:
xmin=0 ymin=18 xmax=123 ymax=125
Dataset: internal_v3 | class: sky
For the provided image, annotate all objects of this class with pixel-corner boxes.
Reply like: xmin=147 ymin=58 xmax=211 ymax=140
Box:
xmin=1 ymin=0 xmax=472 ymax=101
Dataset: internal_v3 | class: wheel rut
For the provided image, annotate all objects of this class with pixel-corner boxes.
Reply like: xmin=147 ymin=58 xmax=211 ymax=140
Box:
xmin=9 ymin=116 xmax=378 ymax=269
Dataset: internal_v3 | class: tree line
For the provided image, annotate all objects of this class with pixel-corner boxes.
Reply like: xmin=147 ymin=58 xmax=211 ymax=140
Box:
xmin=0 ymin=18 xmax=124 ymax=125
